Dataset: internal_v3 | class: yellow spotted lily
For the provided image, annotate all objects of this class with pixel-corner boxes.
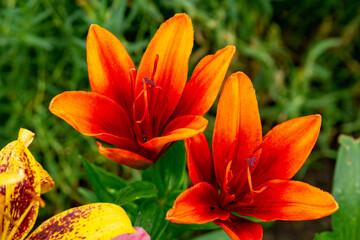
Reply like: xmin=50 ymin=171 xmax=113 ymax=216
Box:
xmin=0 ymin=129 xmax=136 ymax=240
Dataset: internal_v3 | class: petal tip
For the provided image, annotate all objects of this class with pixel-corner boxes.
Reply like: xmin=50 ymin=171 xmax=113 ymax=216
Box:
xmin=225 ymin=45 xmax=236 ymax=53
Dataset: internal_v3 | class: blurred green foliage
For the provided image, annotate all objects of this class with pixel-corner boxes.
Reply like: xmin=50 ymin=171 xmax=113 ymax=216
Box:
xmin=0 ymin=0 xmax=359 ymax=238
xmin=315 ymin=135 xmax=360 ymax=240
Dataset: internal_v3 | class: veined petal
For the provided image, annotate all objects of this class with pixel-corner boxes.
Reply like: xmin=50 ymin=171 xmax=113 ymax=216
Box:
xmin=166 ymin=182 xmax=230 ymax=224
xmin=214 ymin=215 xmax=263 ymax=240
xmin=172 ymin=45 xmax=235 ymax=118
xmin=142 ymin=115 xmax=208 ymax=155
xmin=253 ymin=115 xmax=321 ymax=186
xmin=49 ymin=91 xmax=136 ymax=148
xmin=234 ymin=180 xmax=338 ymax=221
xmin=87 ymin=24 xmax=135 ymax=114
xmin=27 ymin=203 xmax=136 ymax=240
xmin=97 ymin=142 xmax=153 ymax=170
xmin=213 ymin=72 xmax=262 ymax=190
xmin=0 ymin=129 xmax=43 ymax=240
xmin=136 ymin=13 xmax=193 ymax=124
xmin=185 ymin=133 xmax=216 ymax=187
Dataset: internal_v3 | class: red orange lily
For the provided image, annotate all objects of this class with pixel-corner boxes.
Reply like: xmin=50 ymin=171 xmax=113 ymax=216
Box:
xmin=49 ymin=13 xmax=235 ymax=169
xmin=166 ymin=72 xmax=338 ymax=240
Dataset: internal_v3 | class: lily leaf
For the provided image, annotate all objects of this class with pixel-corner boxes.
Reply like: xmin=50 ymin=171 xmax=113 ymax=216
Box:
xmin=193 ymin=229 xmax=231 ymax=240
xmin=81 ymin=157 xmax=127 ymax=202
xmin=314 ymin=135 xmax=360 ymax=240
xmin=142 ymin=141 xmax=186 ymax=195
xmin=116 ymin=181 xmax=158 ymax=206
xmin=134 ymin=199 xmax=169 ymax=240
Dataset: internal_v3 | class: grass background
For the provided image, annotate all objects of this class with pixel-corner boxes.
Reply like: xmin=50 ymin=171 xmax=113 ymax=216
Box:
xmin=0 ymin=0 xmax=359 ymax=239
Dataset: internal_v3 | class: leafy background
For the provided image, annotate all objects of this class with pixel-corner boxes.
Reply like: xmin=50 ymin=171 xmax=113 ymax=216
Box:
xmin=0 ymin=0 xmax=359 ymax=239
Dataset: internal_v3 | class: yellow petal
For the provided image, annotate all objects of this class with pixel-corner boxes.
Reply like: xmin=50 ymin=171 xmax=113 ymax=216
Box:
xmin=18 ymin=128 xmax=55 ymax=193
xmin=27 ymin=203 xmax=136 ymax=240
xmin=0 ymin=170 xmax=24 ymax=186
xmin=0 ymin=128 xmax=54 ymax=240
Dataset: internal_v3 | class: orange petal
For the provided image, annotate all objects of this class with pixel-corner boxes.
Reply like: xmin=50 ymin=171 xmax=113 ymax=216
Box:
xmin=185 ymin=133 xmax=216 ymax=187
xmin=253 ymin=115 xmax=321 ymax=186
xmin=142 ymin=115 xmax=208 ymax=155
xmin=135 ymin=13 xmax=193 ymax=123
xmin=232 ymin=180 xmax=338 ymax=221
xmin=166 ymin=182 xmax=230 ymax=224
xmin=87 ymin=24 xmax=135 ymax=114
xmin=97 ymin=142 xmax=153 ymax=170
xmin=214 ymin=215 xmax=263 ymax=240
xmin=49 ymin=91 xmax=137 ymax=148
xmin=172 ymin=45 xmax=235 ymax=118
xmin=213 ymin=72 xmax=262 ymax=190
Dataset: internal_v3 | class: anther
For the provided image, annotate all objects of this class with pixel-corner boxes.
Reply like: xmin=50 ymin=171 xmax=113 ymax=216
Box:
xmin=142 ymin=77 xmax=156 ymax=89
xmin=245 ymin=157 xmax=257 ymax=168
xmin=25 ymin=190 xmax=45 ymax=208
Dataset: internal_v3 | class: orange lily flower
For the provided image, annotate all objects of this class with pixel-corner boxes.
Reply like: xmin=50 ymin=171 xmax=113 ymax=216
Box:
xmin=49 ymin=13 xmax=235 ymax=169
xmin=166 ymin=73 xmax=338 ymax=240
xmin=0 ymin=129 xmax=136 ymax=239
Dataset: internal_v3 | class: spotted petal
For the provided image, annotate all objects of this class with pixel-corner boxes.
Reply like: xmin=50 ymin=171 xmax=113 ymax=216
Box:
xmin=27 ymin=203 xmax=136 ymax=240
xmin=0 ymin=128 xmax=43 ymax=240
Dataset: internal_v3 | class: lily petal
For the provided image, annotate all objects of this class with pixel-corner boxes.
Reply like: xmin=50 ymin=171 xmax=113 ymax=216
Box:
xmin=87 ymin=24 xmax=135 ymax=114
xmin=0 ymin=171 xmax=25 ymax=186
xmin=166 ymin=182 xmax=230 ymax=224
xmin=214 ymin=215 xmax=263 ymax=240
xmin=35 ymin=160 xmax=55 ymax=194
xmin=172 ymin=45 xmax=235 ymax=118
xmin=27 ymin=203 xmax=136 ymax=240
xmin=253 ymin=115 xmax=321 ymax=186
xmin=49 ymin=91 xmax=137 ymax=148
xmin=185 ymin=133 xmax=216 ymax=187
xmin=97 ymin=142 xmax=153 ymax=170
xmin=213 ymin=72 xmax=262 ymax=191
xmin=0 ymin=129 xmax=42 ymax=240
xmin=112 ymin=227 xmax=150 ymax=240
xmin=234 ymin=180 xmax=338 ymax=221
xmin=136 ymin=13 xmax=193 ymax=124
xmin=142 ymin=115 xmax=208 ymax=155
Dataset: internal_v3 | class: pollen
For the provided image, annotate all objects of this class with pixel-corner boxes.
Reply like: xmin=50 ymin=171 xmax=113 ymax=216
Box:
xmin=245 ymin=157 xmax=257 ymax=168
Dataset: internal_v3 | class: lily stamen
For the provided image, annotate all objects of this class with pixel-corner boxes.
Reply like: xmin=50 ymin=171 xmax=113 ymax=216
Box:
xmin=6 ymin=200 xmax=36 ymax=240
xmin=25 ymin=189 xmax=45 ymax=208
xmin=151 ymin=54 xmax=159 ymax=81
xmin=245 ymin=157 xmax=257 ymax=204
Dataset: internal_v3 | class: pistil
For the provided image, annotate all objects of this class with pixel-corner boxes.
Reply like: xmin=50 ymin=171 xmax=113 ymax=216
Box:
xmin=131 ymin=54 xmax=161 ymax=143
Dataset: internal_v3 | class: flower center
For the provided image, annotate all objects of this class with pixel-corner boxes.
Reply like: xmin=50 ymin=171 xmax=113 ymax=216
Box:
xmin=131 ymin=55 xmax=168 ymax=143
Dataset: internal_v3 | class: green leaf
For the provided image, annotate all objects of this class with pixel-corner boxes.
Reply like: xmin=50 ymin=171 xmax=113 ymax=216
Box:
xmin=142 ymin=141 xmax=187 ymax=195
xmin=115 ymin=181 xmax=158 ymax=206
xmin=134 ymin=199 xmax=169 ymax=240
xmin=81 ymin=157 xmax=127 ymax=203
xmin=193 ymin=229 xmax=231 ymax=240
xmin=170 ymin=221 xmax=221 ymax=231
xmin=77 ymin=187 xmax=99 ymax=203
xmin=315 ymin=135 xmax=360 ymax=240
